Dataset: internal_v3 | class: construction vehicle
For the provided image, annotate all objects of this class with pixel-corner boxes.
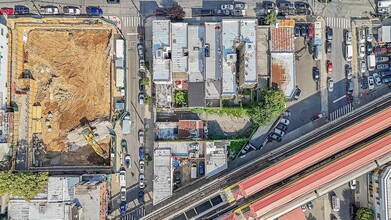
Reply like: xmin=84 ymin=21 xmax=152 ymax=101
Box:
xmin=81 ymin=123 xmax=108 ymax=159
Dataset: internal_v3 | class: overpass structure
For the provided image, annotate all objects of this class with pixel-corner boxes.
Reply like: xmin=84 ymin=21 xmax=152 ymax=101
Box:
xmin=143 ymin=95 xmax=391 ymax=220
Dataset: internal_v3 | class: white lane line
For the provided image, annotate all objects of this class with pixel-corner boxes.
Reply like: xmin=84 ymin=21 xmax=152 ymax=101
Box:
xmin=333 ymin=95 xmax=347 ymax=103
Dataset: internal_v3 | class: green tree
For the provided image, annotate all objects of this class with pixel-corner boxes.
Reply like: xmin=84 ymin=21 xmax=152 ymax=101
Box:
xmin=141 ymin=77 xmax=150 ymax=86
xmin=145 ymin=95 xmax=151 ymax=105
xmin=0 ymin=171 xmax=49 ymax=200
xmin=247 ymin=88 xmax=286 ymax=126
xmin=174 ymin=91 xmax=187 ymax=107
xmin=265 ymin=11 xmax=277 ymax=25
xmin=356 ymin=208 xmax=374 ymax=220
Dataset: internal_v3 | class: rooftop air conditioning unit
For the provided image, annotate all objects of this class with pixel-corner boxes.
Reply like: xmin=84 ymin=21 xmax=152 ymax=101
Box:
xmin=227 ymin=53 xmax=237 ymax=63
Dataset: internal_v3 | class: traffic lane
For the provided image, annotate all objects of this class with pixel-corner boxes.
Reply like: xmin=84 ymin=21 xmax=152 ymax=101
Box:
xmin=111 ymin=184 xmax=140 ymax=210
xmin=286 ymin=92 xmax=322 ymax=131
xmin=329 ymin=186 xmax=355 ymax=220
xmin=328 ymin=79 xmax=348 ymax=113
xmin=331 ymin=27 xmax=347 ymax=83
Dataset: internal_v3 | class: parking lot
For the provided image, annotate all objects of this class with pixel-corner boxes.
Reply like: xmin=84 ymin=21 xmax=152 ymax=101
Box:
xmin=174 ymin=158 xmax=206 ymax=190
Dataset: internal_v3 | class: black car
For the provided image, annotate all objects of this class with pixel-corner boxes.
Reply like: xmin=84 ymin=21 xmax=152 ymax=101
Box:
xmin=277 ymin=123 xmax=288 ymax=131
xmin=174 ymin=171 xmax=181 ymax=184
xmin=138 ymin=190 xmax=144 ymax=204
xmin=327 ymin=27 xmax=333 ymax=40
xmin=107 ymin=0 xmax=120 ymax=3
xmin=263 ymin=1 xmax=276 ymax=10
xmin=294 ymin=25 xmax=301 ymax=37
xmin=313 ymin=67 xmax=320 ymax=82
xmin=293 ymin=87 xmax=301 ymax=100
xmin=367 ymin=42 xmax=373 ymax=55
xmin=296 ymin=9 xmax=311 ymax=15
xmin=258 ymin=16 xmax=266 ymax=25
xmin=326 ymin=41 xmax=332 ymax=54
xmin=121 ymin=139 xmax=127 ymax=152
xmin=294 ymin=2 xmax=310 ymax=9
xmin=300 ymin=26 xmax=307 ymax=37
xmin=139 ymin=79 xmax=145 ymax=91
xmin=362 ymin=76 xmax=369 ymax=89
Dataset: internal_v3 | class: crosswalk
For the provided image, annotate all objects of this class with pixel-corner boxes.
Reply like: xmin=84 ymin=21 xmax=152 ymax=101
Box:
xmin=123 ymin=206 xmax=145 ymax=220
xmin=329 ymin=103 xmax=354 ymax=121
xmin=121 ymin=16 xmax=142 ymax=27
xmin=326 ymin=17 xmax=351 ymax=29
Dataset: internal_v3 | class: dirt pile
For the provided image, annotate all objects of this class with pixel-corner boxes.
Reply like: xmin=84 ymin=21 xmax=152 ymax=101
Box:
xmin=24 ymin=29 xmax=112 ymax=152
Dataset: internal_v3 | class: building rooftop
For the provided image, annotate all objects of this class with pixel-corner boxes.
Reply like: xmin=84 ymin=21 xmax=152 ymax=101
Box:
xmin=153 ymin=148 xmax=172 ymax=205
xmin=155 ymin=84 xmax=172 ymax=108
xmin=0 ymin=23 xmax=8 ymax=109
xmin=222 ymin=20 xmax=239 ymax=95
xmin=155 ymin=141 xmax=205 ymax=157
xmin=188 ymin=25 xmax=205 ymax=82
xmin=171 ymin=23 xmax=188 ymax=73
xmin=204 ymin=22 xmax=222 ymax=81
xmin=178 ymin=120 xmax=204 ymax=139
xmin=205 ymin=141 xmax=228 ymax=177
xmin=156 ymin=122 xmax=178 ymax=140
xmin=153 ymin=20 xmax=171 ymax=82
xmin=271 ymin=52 xmax=296 ymax=98
xmin=270 ymin=27 xmax=295 ymax=52
xmin=188 ymin=82 xmax=205 ymax=107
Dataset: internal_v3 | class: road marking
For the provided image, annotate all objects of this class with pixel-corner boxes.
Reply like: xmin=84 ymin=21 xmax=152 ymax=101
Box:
xmin=329 ymin=103 xmax=354 ymax=121
xmin=121 ymin=16 xmax=141 ymax=27
xmin=127 ymin=33 xmax=138 ymax=35
xmin=333 ymin=95 xmax=347 ymax=103
xmin=326 ymin=17 xmax=351 ymax=29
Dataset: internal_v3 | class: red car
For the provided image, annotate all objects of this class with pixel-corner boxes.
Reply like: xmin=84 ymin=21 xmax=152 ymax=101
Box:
xmin=308 ymin=23 xmax=314 ymax=30
xmin=308 ymin=29 xmax=314 ymax=38
xmin=154 ymin=9 xmax=167 ymax=16
xmin=0 ymin=7 xmax=14 ymax=15
xmin=327 ymin=61 xmax=333 ymax=74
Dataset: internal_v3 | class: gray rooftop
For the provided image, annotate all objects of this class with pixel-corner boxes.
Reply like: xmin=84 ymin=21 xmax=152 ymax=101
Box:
xmin=205 ymin=22 xmax=222 ymax=100
xmin=205 ymin=141 xmax=228 ymax=177
xmin=240 ymin=20 xmax=257 ymax=83
xmin=222 ymin=20 xmax=239 ymax=95
xmin=188 ymin=82 xmax=205 ymax=107
xmin=188 ymin=25 xmax=205 ymax=82
xmin=153 ymin=20 xmax=171 ymax=82
xmin=171 ymin=23 xmax=188 ymax=73
xmin=153 ymin=148 xmax=172 ymax=205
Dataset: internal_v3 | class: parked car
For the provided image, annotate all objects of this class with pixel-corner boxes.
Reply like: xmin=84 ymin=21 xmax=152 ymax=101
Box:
xmin=277 ymin=123 xmax=287 ymax=131
xmin=174 ymin=171 xmax=181 ymax=184
xmin=269 ymin=133 xmax=282 ymax=142
xmin=137 ymin=43 xmax=144 ymax=59
xmin=139 ymin=160 xmax=145 ymax=173
xmin=313 ymin=67 xmax=320 ymax=82
xmin=120 ymin=168 xmax=126 ymax=187
xmin=360 ymin=59 xmax=366 ymax=73
xmin=367 ymin=28 xmax=373 ymax=42
xmin=139 ymin=59 xmax=145 ymax=72
xmin=14 ymin=5 xmax=29 ymax=14
xmin=283 ymin=110 xmax=292 ymax=117
xmin=362 ymin=76 xmax=369 ymax=89
xmin=199 ymin=9 xmax=214 ymax=16
xmin=367 ymin=42 xmax=373 ymax=54
xmin=347 ymin=80 xmax=354 ymax=94
xmin=139 ymin=174 xmax=145 ymax=189
xmin=234 ymin=3 xmax=247 ymax=10
xmin=382 ymin=75 xmax=391 ymax=84
xmin=296 ymin=9 xmax=310 ymax=15
xmin=358 ymin=44 xmax=366 ymax=58
xmin=372 ymin=72 xmax=382 ymax=85
xmin=377 ymin=63 xmax=389 ymax=70
xmin=345 ymin=31 xmax=352 ymax=45
xmin=138 ymin=190 xmax=144 ymax=204
xmin=125 ymin=154 xmax=131 ymax=168
xmin=264 ymin=1 xmax=276 ymax=11
xmin=216 ymin=9 xmax=230 ymax=16
xmin=326 ymin=41 xmax=332 ymax=54
xmin=294 ymin=25 xmax=301 ymax=37
xmin=138 ymin=130 xmax=144 ymax=144
xmin=293 ymin=87 xmax=301 ymax=100
xmin=139 ymin=147 xmax=145 ymax=160
xmin=308 ymin=23 xmax=313 ymax=30
xmin=312 ymin=113 xmax=323 ymax=122
xmin=40 ymin=5 xmax=59 ymax=15
xmin=86 ymin=6 xmax=103 ymax=15
xmin=0 ymin=7 xmax=14 ymax=15
xmin=307 ymin=28 xmax=313 ymax=39
xmin=328 ymin=78 xmax=334 ymax=92
xmin=274 ymin=128 xmax=285 ymax=137
xmin=300 ymin=25 xmax=307 ymax=37
xmin=374 ymin=47 xmax=388 ymax=55
xmin=368 ymin=76 xmax=375 ymax=90
xmin=120 ymin=201 xmax=126 ymax=216
xmin=349 ymin=179 xmax=357 ymax=190
xmin=280 ymin=118 xmax=290 ymax=126
xmin=327 ymin=61 xmax=333 ymax=74
xmin=358 ymin=28 xmax=366 ymax=43
xmin=139 ymin=79 xmax=145 ymax=91
xmin=380 ymin=71 xmax=391 ymax=78
xmin=346 ymin=66 xmax=353 ymax=79
xmin=199 ymin=161 xmax=205 ymax=175
xmin=306 ymin=201 xmax=314 ymax=210
xmin=277 ymin=1 xmax=294 ymax=9
xmin=295 ymin=2 xmax=310 ymax=9
xmin=301 ymin=205 xmax=307 ymax=212
xmin=221 ymin=4 xmax=234 ymax=10
xmin=138 ymin=93 xmax=145 ymax=105
xmin=121 ymin=139 xmax=127 ymax=152
xmin=63 ymin=6 xmax=80 ymax=15
xmin=332 ymin=195 xmax=340 ymax=212
xmin=327 ymin=27 xmax=333 ymax=40
xmin=120 ymin=187 xmax=126 ymax=202
xmin=107 ymin=0 xmax=120 ymax=3
xmin=375 ymin=56 xmax=389 ymax=62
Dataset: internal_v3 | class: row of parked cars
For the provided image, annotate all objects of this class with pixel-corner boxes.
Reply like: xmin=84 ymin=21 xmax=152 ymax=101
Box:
xmin=269 ymin=113 xmax=291 ymax=142
xmin=0 ymin=5 xmax=103 ymax=16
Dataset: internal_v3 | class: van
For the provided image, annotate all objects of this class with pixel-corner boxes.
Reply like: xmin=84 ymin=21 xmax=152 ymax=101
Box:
xmin=191 ymin=163 xmax=197 ymax=179
xmin=347 ymin=80 xmax=354 ymax=94
xmin=332 ymin=195 xmax=340 ymax=211
xmin=346 ymin=45 xmax=353 ymax=61
xmin=367 ymin=54 xmax=376 ymax=71
xmin=313 ymin=45 xmax=322 ymax=61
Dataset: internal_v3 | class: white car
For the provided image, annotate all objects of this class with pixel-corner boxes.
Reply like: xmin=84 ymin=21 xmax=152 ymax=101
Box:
xmin=368 ymin=76 xmax=375 ymax=90
xmin=138 ymin=93 xmax=145 ymax=105
xmin=358 ymin=44 xmax=365 ymax=58
xmin=139 ymin=59 xmax=145 ymax=72
xmin=372 ymin=73 xmax=382 ymax=85
xmin=139 ymin=174 xmax=145 ymax=189
xmin=349 ymin=179 xmax=357 ymax=190
xmin=139 ymin=160 xmax=145 ymax=173
xmin=274 ymin=128 xmax=285 ymax=137
xmin=120 ymin=187 xmax=127 ymax=202
xmin=138 ymin=130 xmax=144 ymax=144
xmin=367 ymin=28 xmax=373 ymax=42
xmin=221 ymin=4 xmax=234 ymax=10
xmin=280 ymin=118 xmax=290 ymax=126
xmin=234 ymin=3 xmax=248 ymax=10
xmin=63 ymin=6 xmax=81 ymax=15
xmin=120 ymin=168 xmax=126 ymax=187
xmin=358 ymin=29 xmax=366 ymax=44
xmin=345 ymin=32 xmax=352 ymax=45
xmin=360 ymin=59 xmax=366 ymax=73
xmin=328 ymin=78 xmax=334 ymax=92
xmin=137 ymin=44 xmax=144 ymax=58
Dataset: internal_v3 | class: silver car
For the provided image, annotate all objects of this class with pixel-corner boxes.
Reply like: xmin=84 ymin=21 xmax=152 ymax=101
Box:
xmin=358 ymin=44 xmax=365 ymax=58
xmin=346 ymin=66 xmax=353 ymax=80
xmin=273 ymin=128 xmax=285 ymax=137
xmin=139 ymin=174 xmax=145 ymax=189
xmin=328 ymin=78 xmax=334 ymax=92
xmin=120 ymin=187 xmax=126 ymax=202
xmin=360 ymin=59 xmax=366 ymax=73
xmin=139 ymin=160 xmax=145 ymax=173
xmin=280 ymin=118 xmax=290 ymax=126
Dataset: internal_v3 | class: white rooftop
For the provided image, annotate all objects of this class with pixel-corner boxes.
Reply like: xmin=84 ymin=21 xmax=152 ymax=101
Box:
xmin=205 ymin=141 xmax=228 ymax=177
xmin=222 ymin=20 xmax=239 ymax=95
xmin=153 ymin=20 xmax=171 ymax=82
xmin=271 ymin=52 xmax=296 ymax=98
xmin=0 ymin=23 xmax=8 ymax=109
xmin=171 ymin=23 xmax=188 ymax=73
xmin=153 ymin=148 xmax=172 ymax=205
xmin=240 ymin=20 xmax=257 ymax=83
xmin=188 ymin=25 xmax=205 ymax=82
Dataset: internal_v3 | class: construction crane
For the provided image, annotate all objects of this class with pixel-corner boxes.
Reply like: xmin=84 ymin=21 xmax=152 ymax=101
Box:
xmin=81 ymin=123 xmax=108 ymax=159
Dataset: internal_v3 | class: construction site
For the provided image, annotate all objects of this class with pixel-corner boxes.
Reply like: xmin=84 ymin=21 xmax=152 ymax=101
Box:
xmin=6 ymin=17 xmax=119 ymax=171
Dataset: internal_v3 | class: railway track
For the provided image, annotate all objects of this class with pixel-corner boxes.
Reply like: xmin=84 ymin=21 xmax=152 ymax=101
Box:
xmin=143 ymin=96 xmax=391 ymax=220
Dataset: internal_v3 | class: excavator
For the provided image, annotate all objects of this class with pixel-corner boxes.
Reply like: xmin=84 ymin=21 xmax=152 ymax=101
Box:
xmin=81 ymin=123 xmax=108 ymax=159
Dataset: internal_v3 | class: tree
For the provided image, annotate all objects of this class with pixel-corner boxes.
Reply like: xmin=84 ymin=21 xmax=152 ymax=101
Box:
xmin=167 ymin=3 xmax=185 ymax=22
xmin=0 ymin=171 xmax=49 ymax=200
xmin=141 ymin=77 xmax=150 ymax=86
xmin=145 ymin=95 xmax=151 ymax=105
xmin=174 ymin=90 xmax=187 ymax=107
xmin=356 ymin=208 xmax=374 ymax=220
xmin=247 ymin=88 xmax=286 ymax=126
xmin=265 ymin=11 xmax=277 ymax=25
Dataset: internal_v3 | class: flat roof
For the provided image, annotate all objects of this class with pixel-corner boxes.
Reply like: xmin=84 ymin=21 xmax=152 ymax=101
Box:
xmin=154 ymin=141 xmax=205 ymax=157
xmin=271 ymin=27 xmax=295 ymax=52
xmin=73 ymin=178 xmax=105 ymax=220
xmin=153 ymin=20 xmax=171 ymax=82
xmin=188 ymin=82 xmax=205 ymax=107
xmin=205 ymin=141 xmax=228 ymax=177
xmin=171 ymin=23 xmax=188 ymax=73
xmin=156 ymin=122 xmax=178 ymax=140
xmin=222 ymin=20 xmax=239 ymax=95
xmin=0 ymin=23 xmax=8 ymax=109
xmin=240 ymin=20 xmax=257 ymax=83
xmin=153 ymin=148 xmax=172 ymax=205
xmin=188 ymin=25 xmax=205 ymax=82
xmin=178 ymin=120 xmax=204 ymax=139
xmin=155 ymin=84 xmax=172 ymax=108
xmin=271 ymin=52 xmax=295 ymax=98
xmin=204 ymin=22 xmax=222 ymax=81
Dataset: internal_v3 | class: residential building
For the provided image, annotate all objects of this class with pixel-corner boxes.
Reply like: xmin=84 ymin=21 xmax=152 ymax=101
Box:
xmin=0 ymin=22 xmax=8 ymax=109
xmin=368 ymin=165 xmax=391 ymax=220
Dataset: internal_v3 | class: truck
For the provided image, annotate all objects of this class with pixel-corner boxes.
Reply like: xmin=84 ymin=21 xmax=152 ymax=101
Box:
xmin=116 ymin=39 xmax=124 ymax=59
xmin=122 ymin=113 xmax=131 ymax=134
xmin=367 ymin=54 xmax=376 ymax=71
xmin=116 ymin=68 xmax=124 ymax=88
xmin=313 ymin=21 xmax=323 ymax=61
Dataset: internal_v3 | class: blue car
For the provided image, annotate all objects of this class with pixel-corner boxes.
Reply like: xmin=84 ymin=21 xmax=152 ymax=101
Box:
xmin=199 ymin=161 xmax=205 ymax=175
xmin=120 ymin=201 xmax=126 ymax=216
xmin=86 ymin=6 xmax=103 ymax=15
xmin=14 ymin=5 xmax=29 ymax=14
xmin=139 ymin=147 xmax=145 ymax=160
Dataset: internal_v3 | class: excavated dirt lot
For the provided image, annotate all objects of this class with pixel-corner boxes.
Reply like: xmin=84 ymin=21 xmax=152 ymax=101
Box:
xmin=24 ymin=29 xmax=112 ymax=164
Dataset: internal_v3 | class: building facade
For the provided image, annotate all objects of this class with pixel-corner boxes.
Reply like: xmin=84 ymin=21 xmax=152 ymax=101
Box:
xmin=368 ymin=165 xmax=391 ymax=220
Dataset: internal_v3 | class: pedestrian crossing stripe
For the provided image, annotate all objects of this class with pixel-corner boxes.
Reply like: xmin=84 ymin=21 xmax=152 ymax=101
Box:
xmin=326 ymin=17 xmax=351 ymax=29
xmin=329 ymin=103 xmax=354 ymax=121
xmin=122 ymin=16 xmax=142 ymax=27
